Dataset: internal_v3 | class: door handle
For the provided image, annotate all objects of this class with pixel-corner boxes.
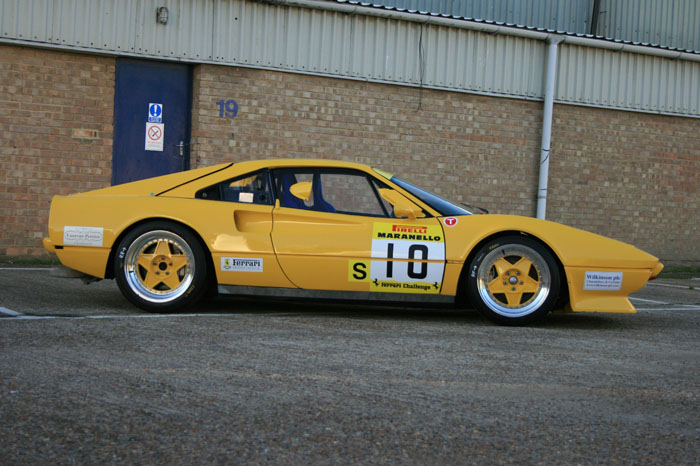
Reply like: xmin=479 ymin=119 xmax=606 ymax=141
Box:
xmin=176 ymin=141 xmax=187 ymax=157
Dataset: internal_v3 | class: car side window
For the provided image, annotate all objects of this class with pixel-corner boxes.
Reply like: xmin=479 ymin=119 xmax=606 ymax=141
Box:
xmin=319 ymin=172 xmax=389 ymax=216
xmin=272 ymin=168 xmax=391 ymax=217
xmin=274 ymin=171 xmax=316 ymax=209
xmin=196 ymin=170 xmax=273 ymax=205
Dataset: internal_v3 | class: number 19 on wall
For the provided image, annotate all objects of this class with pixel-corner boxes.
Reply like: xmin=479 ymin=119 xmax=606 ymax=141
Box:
xmin=216 ymin=99 xmax=238 ymax=118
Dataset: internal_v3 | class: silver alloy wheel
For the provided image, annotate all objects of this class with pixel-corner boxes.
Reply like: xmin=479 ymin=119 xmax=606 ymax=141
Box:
xmin=122 ymin=230 xmax=195 ymax=304
xmin=475 ymin=243 xmax=552 ymax=318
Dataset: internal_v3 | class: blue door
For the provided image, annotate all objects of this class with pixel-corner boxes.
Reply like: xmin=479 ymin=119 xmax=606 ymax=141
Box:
xmin=112 ymin=59 xmax=192 ymax=185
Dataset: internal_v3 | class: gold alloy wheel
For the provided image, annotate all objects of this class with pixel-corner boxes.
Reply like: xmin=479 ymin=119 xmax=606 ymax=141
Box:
xmin=123 ymin=230 xmax=195 ymax=304
xmin=476 ymin=244 xmax=552 ymax=318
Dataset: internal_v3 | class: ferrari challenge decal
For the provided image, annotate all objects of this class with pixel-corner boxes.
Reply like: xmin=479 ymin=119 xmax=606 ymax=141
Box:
xmin=63 ymin=226 xmax=104 ymax=247
xmin=349 ymin=223 xmax=446 ymax=294
xmin=584 ymin=271 xmax=623 ymax=291
xmin=221 ymin=257 xmax=263 ymax=273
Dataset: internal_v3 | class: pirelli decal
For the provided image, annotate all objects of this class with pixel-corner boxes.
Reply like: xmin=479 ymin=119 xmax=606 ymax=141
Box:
xmin=349 ymin=223 xmax=446 ymax=294
xmin=373 ymin=223 xmax=443 ymax=242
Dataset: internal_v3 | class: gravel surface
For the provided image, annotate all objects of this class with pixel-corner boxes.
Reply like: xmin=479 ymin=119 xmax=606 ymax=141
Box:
xmin=1 ymin=269 xmax=699 ymax=464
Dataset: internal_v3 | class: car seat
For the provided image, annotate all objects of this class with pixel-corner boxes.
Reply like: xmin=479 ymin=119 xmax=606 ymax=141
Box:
xmin=311 ymin=173 xmax=336 ymax=213
xmin=279 ymin=173 xmax=307 ymax=209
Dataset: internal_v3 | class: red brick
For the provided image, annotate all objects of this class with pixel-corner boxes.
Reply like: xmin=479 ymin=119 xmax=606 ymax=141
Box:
xmin=0 ymin=45 xmax=114 ymax=257
xmin=1 ymin=48 xmax=698 ymax=267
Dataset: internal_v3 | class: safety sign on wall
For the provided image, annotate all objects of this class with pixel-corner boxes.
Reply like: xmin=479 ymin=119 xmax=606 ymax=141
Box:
xmin=145 ymin=122 xmax=164 ymax=151
xmin=148 ymin=103 xmax=163 ymax=123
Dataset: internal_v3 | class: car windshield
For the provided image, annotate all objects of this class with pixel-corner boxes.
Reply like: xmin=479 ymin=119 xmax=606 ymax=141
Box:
xmin=387 ymin=175 xmax=475 ymax=216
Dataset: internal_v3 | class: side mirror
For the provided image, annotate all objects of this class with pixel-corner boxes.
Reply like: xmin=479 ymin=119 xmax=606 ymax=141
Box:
xmin=289 ymin=181 xmax=312 ymax=201
xmin=379 ymin=189 xmax=424 ymax=220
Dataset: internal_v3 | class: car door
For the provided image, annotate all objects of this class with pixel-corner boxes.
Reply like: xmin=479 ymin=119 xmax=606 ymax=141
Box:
xmin=270 ymin=168 xmax=447 ymax=295
xmin=192 ymin=169 xmax=293 ymax=288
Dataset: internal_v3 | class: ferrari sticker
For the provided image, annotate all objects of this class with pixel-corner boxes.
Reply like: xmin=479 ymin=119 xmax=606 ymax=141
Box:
xmin=221 ymin=257 xmax=263 ymax=273
xmin=348 ymin=223 xmax=445 ymax=294
xmin=584 ymin=271 xmax=623 ymax=290
xmin=63 ymin=226 xmax=104 ymax=247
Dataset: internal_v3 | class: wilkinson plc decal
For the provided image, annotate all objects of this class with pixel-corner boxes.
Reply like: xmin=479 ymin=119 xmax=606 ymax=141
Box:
xmin=584 ymin=271 xmax=623 ymax=291
xmin=221 ymin=257 xmax=263 ymax=273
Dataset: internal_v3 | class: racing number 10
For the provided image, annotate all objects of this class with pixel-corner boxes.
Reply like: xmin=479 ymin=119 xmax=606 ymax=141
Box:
xmin=386 ymin=243 xmax=429 ymax=279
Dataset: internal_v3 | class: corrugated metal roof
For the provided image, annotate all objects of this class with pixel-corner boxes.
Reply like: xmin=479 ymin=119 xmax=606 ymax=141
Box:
xmin=1 ymin=0 xmax=698 ymax=117
xmin=332 ymin=0 xmax=700 ymax=52
xmin=557 ymin=44 xmax=700 ymax=114
xmin=331 ymin=0 xmax=594 ymax=33
xmin=597 ymin=0 xmax=700 ymax=53
xmin=208 ymin=1 xmax=545 ymax=97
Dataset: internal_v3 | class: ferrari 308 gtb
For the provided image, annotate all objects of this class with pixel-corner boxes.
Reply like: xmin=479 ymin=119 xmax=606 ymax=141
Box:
xmin=44 ymin=159 xmax=663 ymax=325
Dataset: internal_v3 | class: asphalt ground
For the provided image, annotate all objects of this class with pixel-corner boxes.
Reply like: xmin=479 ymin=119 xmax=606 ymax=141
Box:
xmin=1 ymin=267 xmax=699 ymax=464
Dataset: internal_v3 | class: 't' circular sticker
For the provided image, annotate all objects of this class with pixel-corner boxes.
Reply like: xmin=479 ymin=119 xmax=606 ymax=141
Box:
xmin=443 ymin=217 xmax=458 ymax=227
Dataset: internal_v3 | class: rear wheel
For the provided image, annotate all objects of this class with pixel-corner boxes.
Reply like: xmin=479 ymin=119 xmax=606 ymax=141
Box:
xmin=115 ymin=221 xmax=208 ymax=312
xmin=467 ymin=236 xmax=560 ymax=325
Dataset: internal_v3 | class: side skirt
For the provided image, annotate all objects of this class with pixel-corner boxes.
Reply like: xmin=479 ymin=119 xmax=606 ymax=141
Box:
xmin=217 ymin=285 xmax=455 ymax=305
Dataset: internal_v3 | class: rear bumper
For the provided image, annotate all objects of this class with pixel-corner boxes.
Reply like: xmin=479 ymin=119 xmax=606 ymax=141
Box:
xmin=43 ymin=237 xmax=56 ymax=253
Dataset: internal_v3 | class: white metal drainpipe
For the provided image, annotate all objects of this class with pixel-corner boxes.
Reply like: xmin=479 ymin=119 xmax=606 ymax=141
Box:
xmin=536 ymin=36 xmax=564 ymax=220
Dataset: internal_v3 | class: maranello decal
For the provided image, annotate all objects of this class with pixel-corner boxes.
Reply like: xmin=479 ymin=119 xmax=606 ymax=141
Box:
xmin=348 ymin=223 xmax=445 ymax=294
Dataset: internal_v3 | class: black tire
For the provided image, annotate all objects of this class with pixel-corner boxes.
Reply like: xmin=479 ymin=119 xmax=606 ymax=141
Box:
xmin=466 ymin=235 xmax=560 ymax=325
xmin=114 ymin=221 xmax=209 ymax=312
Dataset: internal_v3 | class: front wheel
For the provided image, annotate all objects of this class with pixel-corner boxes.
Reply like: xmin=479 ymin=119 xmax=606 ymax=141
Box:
xmin=114 ymin=221 xmax=209 ymax=312
xmin=466 ymin=236 xmax=560 ymax=325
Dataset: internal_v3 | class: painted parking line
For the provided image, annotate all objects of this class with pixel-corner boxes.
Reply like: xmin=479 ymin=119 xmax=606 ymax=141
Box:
xmin=0 ymin=313 xmax=259 ymax=321
xmin=635 ymin=305 xmax=700 ymax=311
xmin=0 ymin=268 xmax=56 ymax=271
xmin=647 ymin=282 xmax=699 ymax=290
xmin=630 ymin=297 xmax=669 ymax=304
xmin=0 ymin=307 xmax=23 ymax=317
xmin=3 ymin=304 xmax=698 ymax=320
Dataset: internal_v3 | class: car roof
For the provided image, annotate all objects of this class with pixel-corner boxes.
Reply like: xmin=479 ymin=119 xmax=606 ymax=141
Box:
xmin=232 ymin=158 xmax=375 ymax=172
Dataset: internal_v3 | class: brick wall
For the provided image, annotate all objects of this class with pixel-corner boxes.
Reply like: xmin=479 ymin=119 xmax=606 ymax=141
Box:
xmin=0 ymin=45 xmax=115 ymax=258
xmin=548 ymin=105 xmax=700 ymax=265
xmin=191 ymin=65 xmax=543 ymax=216
xmin=2 ymin=48 xmax=698 ymax=266
xmin=191 ymin=65 xmax=699 ymax=266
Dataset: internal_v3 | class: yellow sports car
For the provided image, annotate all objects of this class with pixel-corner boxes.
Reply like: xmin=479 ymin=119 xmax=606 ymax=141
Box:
xmin=44 ymin=159 xmax=663 ymax=325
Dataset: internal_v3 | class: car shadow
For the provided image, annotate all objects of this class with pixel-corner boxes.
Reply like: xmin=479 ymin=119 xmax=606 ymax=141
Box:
xmin=188 ymin=294 xmax=637 ymax=330
xmin=193 ymin=294 xmax=490 ymax=325
xmin=535 ymin=312 xmax=629 ymax=330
